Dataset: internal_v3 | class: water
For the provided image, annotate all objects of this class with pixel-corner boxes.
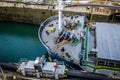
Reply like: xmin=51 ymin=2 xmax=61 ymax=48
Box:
xmin=0 ymin=21 xmax=47 ymax=63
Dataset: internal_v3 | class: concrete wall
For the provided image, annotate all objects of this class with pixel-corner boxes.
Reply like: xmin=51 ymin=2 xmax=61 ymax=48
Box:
xmin=64 ymin=6 xmax=111 ymax=16
xmin=1 ymin=1 xmax=117 ymax=25
xmin=0 ymin=7 xmax=57 ymax=25
xmin=0 ymin=1 xmax=117 ymax=15
xmin=0 ymin=7 xmax=111 ymax=25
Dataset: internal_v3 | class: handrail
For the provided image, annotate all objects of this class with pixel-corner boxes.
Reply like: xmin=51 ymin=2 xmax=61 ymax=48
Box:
xmin=84 ymin=27 xmax=89 ymax=61
xmin=83 ymin=63 xmax=120 ymax=72
xmin=38 ymin=15 xmax=58 ymax=51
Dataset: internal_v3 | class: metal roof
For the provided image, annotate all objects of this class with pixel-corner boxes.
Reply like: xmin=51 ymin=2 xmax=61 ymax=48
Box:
xmin=18 ymin=61 xmax=35 ymax=71
xmin=18 ymin=62 xmax=26 ymax=70
xmin=42 ymin=62 xmax=55 ymax=73
xmin=96 ymin=22 xmax=120 ymax=61
xmin=25 ymin=61 xmax=35 ymax=69
xmin=42 ymin=62 xmax=65 ymax=74
xmin=55 ymin=65 xmax=65 ymax=74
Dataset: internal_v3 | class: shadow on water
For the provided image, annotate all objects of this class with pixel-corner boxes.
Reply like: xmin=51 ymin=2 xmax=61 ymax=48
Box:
xmin=0 ymin=21 xmax=47 ymax=63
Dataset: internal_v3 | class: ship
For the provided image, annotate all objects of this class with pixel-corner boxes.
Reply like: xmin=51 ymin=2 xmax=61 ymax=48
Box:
xmin=38 ymin=0 xmax=120 ymax=78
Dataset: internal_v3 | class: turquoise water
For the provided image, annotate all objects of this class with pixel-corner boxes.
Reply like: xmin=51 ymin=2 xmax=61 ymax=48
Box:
xmin=0 ymin=22 xmax=46 ymax=63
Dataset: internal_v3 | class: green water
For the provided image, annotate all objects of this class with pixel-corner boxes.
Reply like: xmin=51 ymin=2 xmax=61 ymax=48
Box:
xmin=0 ymin=22 xmax=46 ymax=63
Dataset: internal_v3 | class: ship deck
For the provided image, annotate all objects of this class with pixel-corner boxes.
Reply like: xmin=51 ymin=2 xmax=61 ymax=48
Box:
xmin=40 ymin=15 xmax=85 ymax=63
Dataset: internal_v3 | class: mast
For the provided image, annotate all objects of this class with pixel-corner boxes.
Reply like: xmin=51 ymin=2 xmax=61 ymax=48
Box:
xmin=57 ymin=0 xmax=64 ymax=32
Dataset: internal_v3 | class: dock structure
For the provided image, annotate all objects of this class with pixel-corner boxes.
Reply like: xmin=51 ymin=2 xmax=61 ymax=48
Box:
xmin=18 ymin=56 xmax=65 ymax=79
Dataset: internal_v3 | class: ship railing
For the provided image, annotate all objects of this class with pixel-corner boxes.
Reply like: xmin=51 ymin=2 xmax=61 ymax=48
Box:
xmin=38 ymin=15 xmax=58 ymax=51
